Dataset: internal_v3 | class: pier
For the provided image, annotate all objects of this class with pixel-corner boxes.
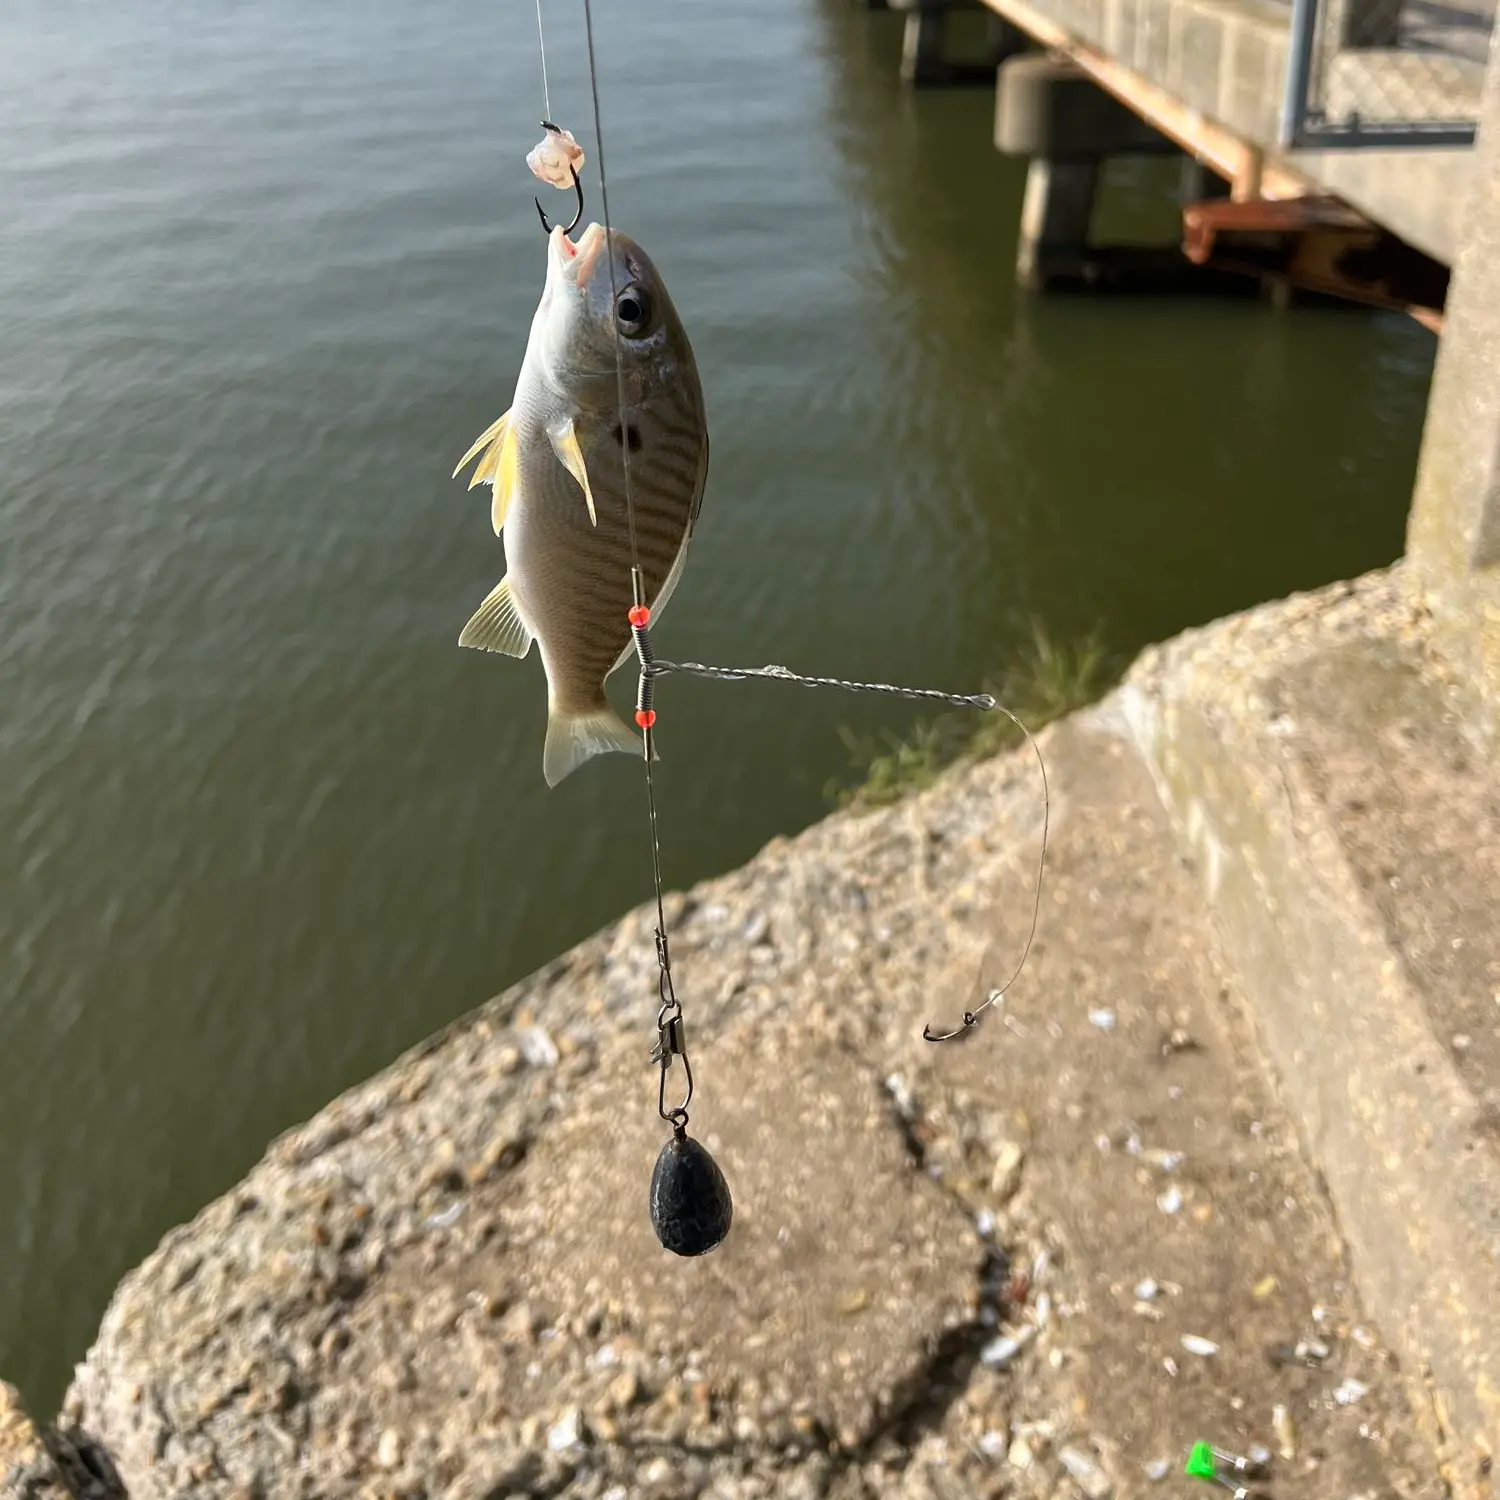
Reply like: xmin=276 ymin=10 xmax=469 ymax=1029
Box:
xmin=864 ymin=0 xmax=1495 ymax=325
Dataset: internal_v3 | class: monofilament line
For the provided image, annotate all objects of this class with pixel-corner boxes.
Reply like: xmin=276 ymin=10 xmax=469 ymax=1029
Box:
xmin=577 ymin=0 xmax=681 ymax=1058
xmin=579 ymin=0 xmax=642 ymax=593
xmin=534 ymin=0 xmax=553 ymax=124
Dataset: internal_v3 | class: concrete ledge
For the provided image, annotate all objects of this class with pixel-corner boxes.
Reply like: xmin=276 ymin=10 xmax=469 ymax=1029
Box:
xmin=40 ymin=645 xmax=1449 ymax=1499
xmin=1116 ymin=565 xmax=1500 ymax=1499
xmin=1048 ymin=0 xmax=1292 ymax=140
xmin=1287 ymin=143 xmax=1473 ymax=264
xmin=0 ymin=1380 xmax=122 ymax=1499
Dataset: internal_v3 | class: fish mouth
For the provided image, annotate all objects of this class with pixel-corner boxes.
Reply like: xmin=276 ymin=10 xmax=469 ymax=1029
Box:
xmin=552 ymin=222 xmax=608 ymax=288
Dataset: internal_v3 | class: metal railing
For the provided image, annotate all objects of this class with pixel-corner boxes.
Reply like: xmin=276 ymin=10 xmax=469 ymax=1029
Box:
xmin=1280 ymin=0 xmax=1495 ymax=145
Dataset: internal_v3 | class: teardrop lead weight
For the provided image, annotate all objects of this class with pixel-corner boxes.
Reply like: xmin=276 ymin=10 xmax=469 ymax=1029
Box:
xmin=650 ymin=1129 xmax=733 ymax=1256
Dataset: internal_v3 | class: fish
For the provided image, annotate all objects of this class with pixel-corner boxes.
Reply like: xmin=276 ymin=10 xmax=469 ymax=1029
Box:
xmin=453 ymin=220 xmax=709 ymax=788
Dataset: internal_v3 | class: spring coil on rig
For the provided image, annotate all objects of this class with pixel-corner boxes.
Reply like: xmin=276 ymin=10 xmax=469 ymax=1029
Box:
xmin=629 ymin=602 xmax=657 ymax=730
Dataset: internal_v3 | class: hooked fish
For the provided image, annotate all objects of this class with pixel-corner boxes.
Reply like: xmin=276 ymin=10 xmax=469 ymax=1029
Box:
xmin=454 ymin=220 xmax=709 ymax=788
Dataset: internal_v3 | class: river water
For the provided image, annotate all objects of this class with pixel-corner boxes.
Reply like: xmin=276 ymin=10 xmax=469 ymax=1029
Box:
xmin=0 ymin=0 xmax=1434 ymax=1409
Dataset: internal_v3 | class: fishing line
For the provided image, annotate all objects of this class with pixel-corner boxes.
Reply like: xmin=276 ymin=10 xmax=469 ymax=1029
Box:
xmin=577 ymin=0 xmax=697 ymax=1175
xmin=575 ymin=0 xmax=665 ymax=967
xmin=579 ymin=0 xmax=641 ymax=586
xmin=534 ymin=0 xmax=553 ymax=125
xmin=575 ymin=0 xmax=740 ymax=1258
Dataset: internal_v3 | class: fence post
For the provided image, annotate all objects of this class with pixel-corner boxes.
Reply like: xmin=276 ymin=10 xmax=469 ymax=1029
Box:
xmin=1279 ymin=0 xmax=1321 ymax=147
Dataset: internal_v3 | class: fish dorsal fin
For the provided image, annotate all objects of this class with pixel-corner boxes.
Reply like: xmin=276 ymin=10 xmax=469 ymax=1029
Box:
xmin=458 ymin=575 xmax=534 ymax=658
xmin=545 ymin=416 xmax=599 ymax=527
xmin=453 ymin=411 xmax=519 ymax=535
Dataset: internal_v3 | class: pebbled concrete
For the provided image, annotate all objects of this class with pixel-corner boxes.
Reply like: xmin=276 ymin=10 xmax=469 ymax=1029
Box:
xmin=1121 ymin=565 xmax=1500 ymax=1499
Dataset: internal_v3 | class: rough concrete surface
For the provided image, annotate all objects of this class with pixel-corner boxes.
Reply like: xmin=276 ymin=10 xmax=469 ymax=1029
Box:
xmin=1122 ymin=564 xmax=1500 ymax=1499
xmin=1 ymin=1384 xmax=73 ymax=1500
xmin=3 ymin=585 xmax=1464 ymax=1497
xmin=1406 ymin=35 xmax=1500 ymax=746
xmin=1 ymin=1383 xmax=121 ymax=1500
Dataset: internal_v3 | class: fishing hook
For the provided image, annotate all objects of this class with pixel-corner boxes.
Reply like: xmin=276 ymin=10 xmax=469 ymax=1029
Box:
xmin=534 ymin=121 xmax=585 ymax=236
xmin=923 ymin=1009 xmax=984 ymax=1043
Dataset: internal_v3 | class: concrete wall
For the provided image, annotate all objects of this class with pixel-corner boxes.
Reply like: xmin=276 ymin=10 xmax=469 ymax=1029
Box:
xmin=1406 ymin=40 xmax=1500 ymax=749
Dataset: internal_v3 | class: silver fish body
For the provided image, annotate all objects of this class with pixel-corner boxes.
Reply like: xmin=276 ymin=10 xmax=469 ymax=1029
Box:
xmin=454 ymin=221 xmax=709 ymax=787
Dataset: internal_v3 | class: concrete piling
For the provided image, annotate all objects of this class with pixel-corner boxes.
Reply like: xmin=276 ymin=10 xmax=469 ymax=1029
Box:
xmin=890 ymin=0 xmax=1007 ymax=86
xmin=997 ymin=53 xmax=1193 ymax=291
xmin=898 ymin=1 xmax=948 ymax=86
xmin=1015 ymin=157 xmax=1099 ymax=291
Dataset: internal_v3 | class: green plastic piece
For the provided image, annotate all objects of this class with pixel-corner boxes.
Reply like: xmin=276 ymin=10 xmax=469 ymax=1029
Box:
xmin=1185 ymin=1441 xmax=1218 ymax=1480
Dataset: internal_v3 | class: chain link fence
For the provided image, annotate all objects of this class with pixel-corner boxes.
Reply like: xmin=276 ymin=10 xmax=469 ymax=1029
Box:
xmin=1280 ymin=0 xmax=1496 ymax=144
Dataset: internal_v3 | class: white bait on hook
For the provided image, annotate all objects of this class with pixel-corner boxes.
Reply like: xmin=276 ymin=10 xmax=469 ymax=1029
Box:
xmin=527 ymin=123 xmax=585 ymax=190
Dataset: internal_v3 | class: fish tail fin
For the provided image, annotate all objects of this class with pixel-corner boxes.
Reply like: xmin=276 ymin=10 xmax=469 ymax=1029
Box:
xmin=542 ymin=701 xmax=656 ymax=788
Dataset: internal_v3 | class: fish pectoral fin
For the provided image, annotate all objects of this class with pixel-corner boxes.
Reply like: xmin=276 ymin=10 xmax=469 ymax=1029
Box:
xmin=545 ymin=416 xmax=599 ymax=527
xmin=453 ymin=411 xmax=519 ymax=535
xmin=542 ymin=703 xmax=655 ymax=787
xmin=458 ymin=576 xmax=534 ymax=658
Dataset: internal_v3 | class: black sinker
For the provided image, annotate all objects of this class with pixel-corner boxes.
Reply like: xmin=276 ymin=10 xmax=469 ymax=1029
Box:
xmin=649 ymin=1130 xmax=733 ymax=1256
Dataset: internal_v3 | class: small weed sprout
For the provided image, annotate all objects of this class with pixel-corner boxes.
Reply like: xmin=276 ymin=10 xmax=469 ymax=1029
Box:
xmin=826 ymin=621 xmax=1119 ymax=811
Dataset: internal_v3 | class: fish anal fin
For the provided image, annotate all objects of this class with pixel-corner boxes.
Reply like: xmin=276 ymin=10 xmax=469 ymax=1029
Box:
xmin=545 ymin=416 xmax=599 ymax=527
xmin=458 ymin=576 xmax=534 ymax=658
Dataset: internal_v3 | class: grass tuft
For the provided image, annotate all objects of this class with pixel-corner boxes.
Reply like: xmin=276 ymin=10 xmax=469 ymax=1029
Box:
xmin=824 ymin=621 xmax=1121 ymax=812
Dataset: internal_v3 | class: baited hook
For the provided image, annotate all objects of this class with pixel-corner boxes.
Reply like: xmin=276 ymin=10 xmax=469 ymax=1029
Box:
xmin=534 ymin=121 xmax=584 ymax=236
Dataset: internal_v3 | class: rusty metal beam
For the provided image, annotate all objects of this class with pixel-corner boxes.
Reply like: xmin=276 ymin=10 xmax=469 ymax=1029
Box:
xmin=1181 ymin=195 xmax=1448 ymax=331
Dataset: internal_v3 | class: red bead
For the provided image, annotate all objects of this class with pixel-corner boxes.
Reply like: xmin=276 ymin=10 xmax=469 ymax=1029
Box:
xmin=635 ymin=709 xmax=657 ymax=729
xmin=628 ymin=605 xmax=651 ymax=628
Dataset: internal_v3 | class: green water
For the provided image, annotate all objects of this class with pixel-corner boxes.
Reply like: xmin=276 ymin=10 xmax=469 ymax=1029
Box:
xmin=0 ymin=0 xmax=1435 ymax=1411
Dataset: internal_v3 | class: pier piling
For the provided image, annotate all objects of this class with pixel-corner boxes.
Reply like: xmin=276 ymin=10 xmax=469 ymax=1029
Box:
xmin=999 ymin=54 xmax=1193 ymax=291
xmin=1015 ymin=157 xmax=1099 ymax=290
xmin=891 ymin=0 xmax=1008 ymax=85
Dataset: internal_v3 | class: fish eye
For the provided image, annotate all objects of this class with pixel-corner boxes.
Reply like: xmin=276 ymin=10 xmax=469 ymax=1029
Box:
xmin=615 ymin=285 xmax=653 ymax=337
